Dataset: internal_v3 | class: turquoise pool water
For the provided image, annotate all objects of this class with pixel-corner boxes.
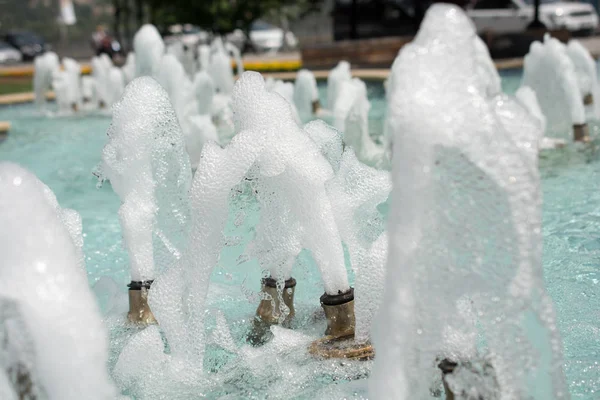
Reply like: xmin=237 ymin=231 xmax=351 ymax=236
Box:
xmin=0 ymin=75 xmax=598 ymax=399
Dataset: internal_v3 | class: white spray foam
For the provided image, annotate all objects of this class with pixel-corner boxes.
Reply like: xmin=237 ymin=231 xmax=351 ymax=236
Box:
xmin=0 ymin=162 xmax=116 ymax=399
xmin=371 ymin=5 xmax=566 ymax=399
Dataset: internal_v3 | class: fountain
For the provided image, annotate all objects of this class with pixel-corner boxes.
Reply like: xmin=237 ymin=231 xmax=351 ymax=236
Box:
xmin=371 ymin=5 xmax=566 ymax=399
xmin=4 ymin=11 xmax=596 ymax=398
xmin=53 ymin=57 xmax=81 ymax=113
xmin=327 ymin=60 xmax=352 ymax=112
xmin=33 ymin=52 xmax=59 ymax=111
xmin=121 ymin=52 xmax=136 ymax=84
xmin=333 ymin=78 xmax=388 ymax=168
xmin=167 ymin=40 xmax=196 ymax=78
xmin=186 ymin=71 xmax=219 ymax=170
xmin=294 ymin=69 xmax=320 ymax=119
xmin=522 ymin=35 xmax=589 ymax=142
xmin=98 ymin=76 xmax=192 ymax=324
xmin=209 ymin=37 xmax=235 ymax=96
xmin=133 ymin=24 xmax=165 ymax=78
xmin=0 ymin=162 xmax=116 ymax=399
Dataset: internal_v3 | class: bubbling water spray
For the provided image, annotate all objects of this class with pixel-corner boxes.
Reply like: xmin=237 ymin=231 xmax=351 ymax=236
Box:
xmin=98 ymin=77 xmax=191 ymax=323
xmin=294 ymin=69 xmax=320 ymax=119
xmin=133 ymin=24 xmax=165 ymax=78
xmin=327 ymin=61 xmax=352 ymax=111
xmin=0 ymin=162 xmax=116 ymax=400
xmin=334 ymin=78 xmax=388 ymax=168
xmin=33 ymin=52 xmax=59 ymax=111
xmin=371 ymin=5 xmax=566 ymax=399
xmin=522 ymin=34 xmax=586 ymax=141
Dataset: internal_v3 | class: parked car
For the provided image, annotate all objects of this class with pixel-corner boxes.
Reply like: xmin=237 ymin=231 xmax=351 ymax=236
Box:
xmin=0 ymin=41 xmax=22 ymax=64
xmin=163 ymin=24 xmax=210 ymax=47
xmin=248 ymin=20 xmax=298 ymax=53
xmin=4 ymin=31 xmax=47 ymax=60
xmin=467 ymin=0 xmax=599 ymax=36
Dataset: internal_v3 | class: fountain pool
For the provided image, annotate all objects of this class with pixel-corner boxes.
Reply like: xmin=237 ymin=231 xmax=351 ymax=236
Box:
xmin=0 ymin=74 xmax=598 ymax=399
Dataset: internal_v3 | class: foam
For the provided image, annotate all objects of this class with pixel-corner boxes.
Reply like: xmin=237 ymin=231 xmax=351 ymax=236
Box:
xmin=325 ymin=149 xmax=391 ymax=343
xmin=133 ymin=24 xmax=165 ymax=78
xmin=522 ymin=34 xmax=585 ymax=139
xmin=208 ymin=37 xmax=234 ymax=95
xmin=371 ymin=5 xmax=566 ymax=399
xmin=53 ymin=57 xmax=81 ymax=113
xmin=566 ymin=39 xmax=600 ymax=118
xmin=197 ymin=44 xmax=211 ymax=72
xmin=327 ymin=61 xmax=352 ymax=110
xmin=155 ymin=53 xmax=194 ymax=123
xmin=33 ymin=52 xmax=59 ymax=110
xmin=270 ymin=79 xmax=300 ymax=124
xmin=0 ymin=162 xmax=116 ymax=399
xmin=334 ymin=78 xmax=388 ymax=168
xmin=294 ymin=69 xmax=319 ymax=119
xmin=99 ymin=77 xmax=192 ymax=281
xmin=121 ymin=52 xmax=136 ymax=84
xmin=167 ymin=41 xmax=196 ymax=78
xmin=225 ymin=41 xmax=244 ymax=76
xmin=186 ymin=71 xmax=220 ymax=169
xmin=91 ymin=55 xmax=113 ymax=107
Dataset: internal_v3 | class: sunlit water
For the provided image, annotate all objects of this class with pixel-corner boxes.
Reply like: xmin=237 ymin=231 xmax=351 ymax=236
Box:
xmin=0 ymin=75 xmax=598 ymax=399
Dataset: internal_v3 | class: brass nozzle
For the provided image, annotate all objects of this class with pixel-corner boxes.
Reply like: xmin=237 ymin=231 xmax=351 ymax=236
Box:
xmin=320 ymin=288 xmax=355 ymax=337
xmin=573 ymin=123 xmax=590 ymax=142
xmin=312 ymin=99 xmax=321 ymax=114
xmin=255 ymin=277 xmax=296 ymax=325
xmin=584 ymin=93 xmax=594 ymax=106
xmin=438 ymin=359 xmax=458 ymax=400
xmin=248 ymin=277 xmax=296 ymax=346
xmin=127 ymin=280 xmax=157 ymax=325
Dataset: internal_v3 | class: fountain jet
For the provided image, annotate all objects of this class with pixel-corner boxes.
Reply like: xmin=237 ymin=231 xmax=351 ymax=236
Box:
xmin=370 ymin=5 xmax=567 ymax=399
xmin=98 ymin=77 xmax=192 ymax=325
xmin=0 ymin=162 xmax=116 ymax=399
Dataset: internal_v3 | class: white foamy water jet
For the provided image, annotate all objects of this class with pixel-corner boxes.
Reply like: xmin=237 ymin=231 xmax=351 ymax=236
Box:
xmin=197 ymin=44 xmax=211 ymax=72
xmin=147 ymin=73 xmax=351 ymax=368
xmin=516 ymin=86 xmax=547 ymax=134
xmin=234 ymin=72 xmax=350 ymax=293
xmin=53 ymin=57 xmax=81 ymax=113
xmin=522 ymin=34 xmax=585 ymax=140
xmin=269 ymin=79 xmax=301 ymax=124
xmin=225 ymin=41 xmax=244 ymax=76
xmin=107 ymin=67 xmax=125 ymax=107
xmin=121 ymin=52 xmax=136 ymax=84
xmin=209 ymin=37 xmax=235 ymax=96
xmin=371 ymin=5 xmax=566 ymax=399
xmin=325 ymin=148 xmax=391 ymax=343
xmin=156 ymin=53 xmax=194 ymax=123
xmin=167 ymin=41 xmax=196 ymax=78
xmin=133 ymin=24 xmax=165 ymax=78
xmin=33 ymin=52 xmax=59 ymax=111
xmin=0 ymin=162 xmax=116 ymax=399
xmin=327 ymin=60 xmax=352 ymax=111
xmin=186 ymin=71 xmax=219 ymax=170
xmin=566 ymin=39 xmax=600 ymax=118
xmin=294 ymin=69 xmax=319 ymax=119
xmin=99 ymin=77 xmax=192 ymax=282
xmin=81 ymin=75 xmax=97 ymax=105
xmin=334 ymin=78 xmax=388 ymax=168
xmin=91 ymin=54 xmax=114 ymax=108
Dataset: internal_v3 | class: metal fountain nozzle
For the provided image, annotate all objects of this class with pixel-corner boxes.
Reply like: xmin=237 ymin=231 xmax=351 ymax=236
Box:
xmin=127 ymin=280 xmax=157 ymax=325
xmin=248 ymin=277 xmax=296 ymax=346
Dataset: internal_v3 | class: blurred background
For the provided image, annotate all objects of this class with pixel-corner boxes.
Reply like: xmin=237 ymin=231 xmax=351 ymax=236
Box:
xmin=0 ymin=0 xmax=599 ymax=67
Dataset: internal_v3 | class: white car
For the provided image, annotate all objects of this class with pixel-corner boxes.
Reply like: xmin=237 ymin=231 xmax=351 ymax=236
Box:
xmin=248 ymin=20 xmax=298 ymax=53
xmin=0 ymin=41 xmax=22 ymax=64
xmin=163 ymin=24 xmax=209 ymax=47
xmin=467 ymin=0 xmax=599 ymax=36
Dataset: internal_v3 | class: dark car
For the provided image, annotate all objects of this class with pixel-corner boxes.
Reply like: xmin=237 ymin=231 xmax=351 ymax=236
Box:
xmin=5 ymin=32 xmax=47 ymax=60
